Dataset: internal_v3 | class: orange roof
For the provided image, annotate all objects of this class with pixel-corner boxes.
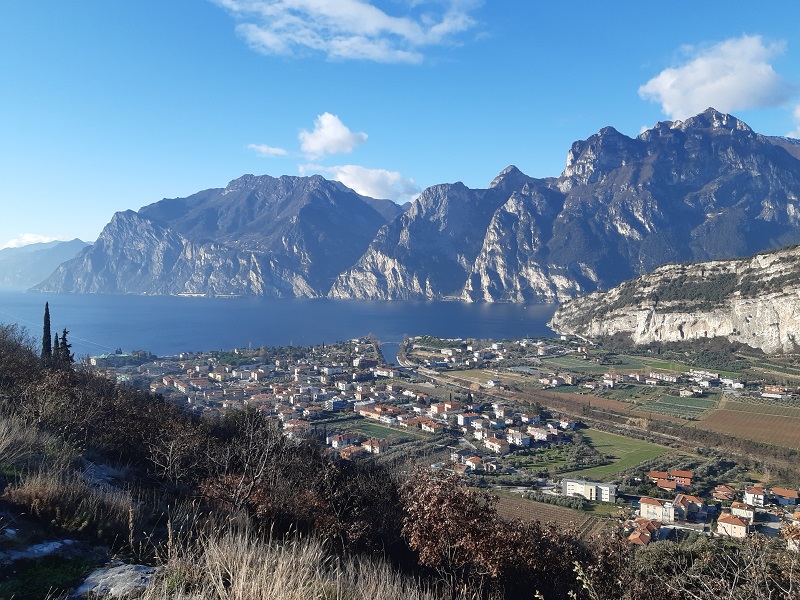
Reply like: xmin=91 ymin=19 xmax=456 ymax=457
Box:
xmin=718 ymin=513 xmax=748 ymax=527
xmin=657 ymin=479 xmax=678 ymax=490
xmin=628 ymin=530 xmax=651 ymax=545
xmin=773 ymin=487 xmax=800 ymax=499
xmin=640 ymin=497 xmax=662 ymax=506
xmin=669 ymin=469 xmax=694 ymax=479
xmin=649 ymin=470 xmax=669 ymax=479
xmin=731 ymin=501 xmax=754 ymax=510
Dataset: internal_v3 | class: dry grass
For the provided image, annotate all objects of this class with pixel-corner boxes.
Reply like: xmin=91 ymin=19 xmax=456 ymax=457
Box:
xmin=143 ymin=527 xmax=436 ymax=600
xmin=0 ymin=413 xmax=67 ymax=470
xmin=3 ymin=467 xmax=137 ymax=540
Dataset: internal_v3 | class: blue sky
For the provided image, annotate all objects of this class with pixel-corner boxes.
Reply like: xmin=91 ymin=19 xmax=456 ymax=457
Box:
xmin=2 ymin=0 xmax=800 ymax=248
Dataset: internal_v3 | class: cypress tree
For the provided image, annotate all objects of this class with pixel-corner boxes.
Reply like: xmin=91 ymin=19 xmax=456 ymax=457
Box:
xmin=41 ymin=302 xmax=52 ymax=362
xmin=53 ymin=333 xmax=60 ymax=359
xmin=59 ymin=328 xmax=73 ymax=366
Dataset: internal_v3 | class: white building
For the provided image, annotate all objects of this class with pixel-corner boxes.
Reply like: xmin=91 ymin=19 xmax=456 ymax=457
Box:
xmin=562 ymin=478 xmax=617 ymax=503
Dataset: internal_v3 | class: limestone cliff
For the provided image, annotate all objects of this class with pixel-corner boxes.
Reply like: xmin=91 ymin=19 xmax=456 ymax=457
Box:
xmin=549 ymin=245 xmax=800 ymax=353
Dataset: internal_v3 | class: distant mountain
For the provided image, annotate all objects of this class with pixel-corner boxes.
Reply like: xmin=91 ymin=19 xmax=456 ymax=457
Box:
xmin=549 ymin=244 xmax=800 ymax=354
xmin=34 ymin=108 xmax=800 ymax=301
xmin=0 ymin=239 xmax=89 ymax=289
xmin=34 ymin=175 xmax=404 ymax=296
xmin=334 ymin=108 xmax=800 ymax=302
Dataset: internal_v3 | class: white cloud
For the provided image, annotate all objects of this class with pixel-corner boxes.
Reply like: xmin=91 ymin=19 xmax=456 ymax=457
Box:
xmin=300 ymin=163 xmax=420 ymax=202
xmin=299 ymin=113 xmax=367 ymax=159
xmin=214 ymin=0 xmax=479 ymax=63
xmin=1 ymin=234 xmax=62 ymax=249
xmin=639 ymin=35 xmax=793 ymax=120
xmin=247 ymin=143 xmax=289 ymax=157
xmin=788 ymin=104 xmax=800 ymax=138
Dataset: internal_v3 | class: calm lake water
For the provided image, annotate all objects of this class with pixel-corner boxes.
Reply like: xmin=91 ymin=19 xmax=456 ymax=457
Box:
xmin=0 ymin=292 xmax=557 ymax=364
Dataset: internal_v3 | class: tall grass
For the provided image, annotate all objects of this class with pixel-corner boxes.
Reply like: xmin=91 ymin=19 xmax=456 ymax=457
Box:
xmin=3 ymin=467 xmax=138 ymax=540
xmin=0 ymin=413 xmax=67 ymax=471
xmin=142 ymin=527 xmax=436 ymax=600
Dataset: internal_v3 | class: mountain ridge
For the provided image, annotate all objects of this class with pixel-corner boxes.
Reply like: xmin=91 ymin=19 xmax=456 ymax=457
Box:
xmin=33 ymin=108 xmax=800 ymax=301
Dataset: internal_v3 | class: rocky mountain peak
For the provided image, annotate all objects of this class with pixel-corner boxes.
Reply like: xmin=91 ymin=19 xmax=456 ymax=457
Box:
xmin=489 ymin=165 xmax=525 ymax=189
xmin=559 ymin=126 xmax=642 ymax=190
xmin=671 ymin=107 xmax=752 ymax=133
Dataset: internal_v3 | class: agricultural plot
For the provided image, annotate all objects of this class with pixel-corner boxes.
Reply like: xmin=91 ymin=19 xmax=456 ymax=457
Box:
xmin=696 ymin=403 xmax=800 ymax=449
xmin=721 ymin=400 xmax=800 ymax=418
xmin=634 ymin=395 xmax=717 ymax=419
xmin=494 ymin=494 xmax=605 ymax=538
xmin=561 ymin=429 xmax=669 ymax=481
xmin=541 ymin=355 xmax=600 ymax=373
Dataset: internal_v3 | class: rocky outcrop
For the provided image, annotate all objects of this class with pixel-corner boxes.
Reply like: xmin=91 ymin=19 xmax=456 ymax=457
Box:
xmin=549 ymin=245 xmax=800 ymax=353
xmin=330 ymin=181 xmax=509 ymax=299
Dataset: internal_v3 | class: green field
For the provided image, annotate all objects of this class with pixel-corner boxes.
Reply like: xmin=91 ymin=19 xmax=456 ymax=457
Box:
xmin=561 ymin=428 xmax=669 ymax=481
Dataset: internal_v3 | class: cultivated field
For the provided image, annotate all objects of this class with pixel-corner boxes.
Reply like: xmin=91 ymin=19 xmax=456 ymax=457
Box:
xmin=696 ymin=405 xmax=800 ymax=449
xmin=634 ymin=394 xmax=717 ymax=419
xmin=563 ymin=428 xmax=669 ymax=481
xmin=493 ymin=495 xmax=607 ymax=539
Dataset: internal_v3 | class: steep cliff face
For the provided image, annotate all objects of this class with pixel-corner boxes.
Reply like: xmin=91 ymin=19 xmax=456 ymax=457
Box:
xmin=33 ymin=211 xmax=312 ymax=296
xmin=549 ymin=245 xmax=800 ymax=353
xmin=461 ymin=180 xmax=578 ymax=302
xmin=330 ymin=180 xmax=510 ymax=299
xmin=35 ymin=175 xmax=400 ymax=296
xmin=332 ymin=108 xmax=800 ymax=302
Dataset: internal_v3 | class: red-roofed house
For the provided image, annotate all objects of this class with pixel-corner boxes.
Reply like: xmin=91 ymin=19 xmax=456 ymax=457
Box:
xmin=730 ymin=502 xmax=755 ymax=523
xmin=639 ymin=497 xmax=675 ymax=523
xmin=772 ymin=487 xmax=799 ymax=506
xmin=717 ymin=513 xmax=749 ymax=539
xmin=668 ymin=469 xmax=694 ymax=488
xmin=712 ymin=485 xmax=736 ymax=501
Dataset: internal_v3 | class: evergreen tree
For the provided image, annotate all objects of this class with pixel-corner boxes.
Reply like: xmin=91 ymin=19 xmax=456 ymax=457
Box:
xmin=58 ymin=328 xmax=74 ymax=366
xmin=41 ymin=302 xmax=52 ymax=362
xmin=53 ymin=333 xmax=60 ymax=359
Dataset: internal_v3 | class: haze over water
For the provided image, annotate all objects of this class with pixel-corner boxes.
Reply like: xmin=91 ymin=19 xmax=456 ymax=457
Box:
xmin=0 ymin=292 xmax=557 ymax=364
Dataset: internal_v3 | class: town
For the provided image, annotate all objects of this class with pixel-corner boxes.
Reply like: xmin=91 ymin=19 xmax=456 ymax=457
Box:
xmin=87 ymin=333 xmax=800 ymax=551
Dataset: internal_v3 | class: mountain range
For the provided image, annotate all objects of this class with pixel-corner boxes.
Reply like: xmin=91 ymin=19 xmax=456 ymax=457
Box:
xmin=0 ymin=239 xmax=89 ymax=290
xmin=33 ymin=108 xmax=800 ymax=301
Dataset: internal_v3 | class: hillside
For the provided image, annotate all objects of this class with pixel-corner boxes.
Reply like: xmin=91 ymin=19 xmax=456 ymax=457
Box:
xmin=549 ymin=244 xmax=800 ymax=353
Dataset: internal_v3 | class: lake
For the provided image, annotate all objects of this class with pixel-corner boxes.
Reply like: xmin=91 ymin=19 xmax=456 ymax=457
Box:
xmin=0 ymin=292 xmax=558 ymax=364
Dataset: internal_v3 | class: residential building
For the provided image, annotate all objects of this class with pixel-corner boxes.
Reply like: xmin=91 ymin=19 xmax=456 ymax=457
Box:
xmin=639 ymin=497 xmax=676 ymax=523
xmin=744 ymin=486 xmax=767 ymax=507
xmin=772 ymin=487 xmax=799 ymax=506
xmin=562 ymin=478 xmax=617 ymax=503
xmin=729 ymin=502 xmax=755 ymax=523
xmin=717 ymin=513 xmax=749 ymax=539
